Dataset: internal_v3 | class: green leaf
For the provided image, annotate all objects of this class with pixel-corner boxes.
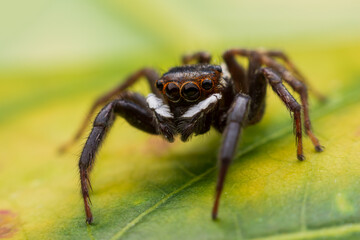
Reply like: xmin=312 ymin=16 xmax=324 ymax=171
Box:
xmin=1 ymin=48 xmax=360 ymax=239
xmin=1 ymin=1 xmax=360 ymax=240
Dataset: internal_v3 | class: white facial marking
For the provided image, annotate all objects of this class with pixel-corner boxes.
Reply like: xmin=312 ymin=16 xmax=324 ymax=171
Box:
xmin=221 ymin=63 xmax=231 ymax=79
xmin=146 ymin=94 xmax=173 ymax=118
xmin=182 ymin=93 xmax=222 ymax=118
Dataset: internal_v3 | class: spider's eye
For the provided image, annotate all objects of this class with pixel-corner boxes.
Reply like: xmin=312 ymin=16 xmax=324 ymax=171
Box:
xmin=201 ymin=79 xmax=213 ymax=90
xmin=165 ymin=82 xmax=180 ymax=102
xmin=156 ymin=80 xmax=164 ymax=91
xmin=181 ymin=82 xmax=200 ymax=101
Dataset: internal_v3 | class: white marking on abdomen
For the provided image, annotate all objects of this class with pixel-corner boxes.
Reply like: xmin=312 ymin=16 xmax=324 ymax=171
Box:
xmin=146 ymin=94 xmax=173 ymax=118
xmin=182 ymin=93 xmax=222 ymax=118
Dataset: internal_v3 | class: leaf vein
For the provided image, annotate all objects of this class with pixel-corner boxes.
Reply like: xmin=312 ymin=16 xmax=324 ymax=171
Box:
xmin=109 ymin=126 xmax=292 ymax=240
xmin=108 ymin=84 xmax=360 ymax=240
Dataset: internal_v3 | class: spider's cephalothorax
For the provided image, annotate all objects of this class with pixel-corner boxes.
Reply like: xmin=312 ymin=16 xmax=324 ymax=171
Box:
xmin=61 ymin=49 xmax=325 ymax=224
xmin=147 ymin=64 xmax=234 ymax=142
xmin=157 ymin=65 xmax=224 ymax=104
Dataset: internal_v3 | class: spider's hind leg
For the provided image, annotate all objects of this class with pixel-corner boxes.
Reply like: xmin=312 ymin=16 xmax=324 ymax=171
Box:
xmin=262 ymin=56 xmax=324 ymax=152
xmin=260 ymin=68 xmax=304 ymax=160
xmin=265 ymin=50 xmax=326 ymax=102
xmin=182 ymin=51 xmax=212 ymax=65
xmin=59 ymin=68 xmax=160 ymax=153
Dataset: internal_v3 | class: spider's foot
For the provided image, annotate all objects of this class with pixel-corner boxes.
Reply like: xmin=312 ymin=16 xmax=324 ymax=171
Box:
xmin=315 ymin=145 xmax=324 ymax=152
xmin=212 ymin=198 xmax=220 ymax=221
xmin=306 ymin=131 xmax=324 ymax=153
xmin=212 ymin=211 xmax=218 ymax=221
xmin=297 ymin=154 xmax=305 ymax=161
xmin=86 ymin=216 xmax=93 ymax=225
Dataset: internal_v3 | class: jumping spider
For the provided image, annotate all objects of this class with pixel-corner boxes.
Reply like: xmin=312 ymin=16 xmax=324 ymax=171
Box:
xmin=61 ymin=49 xmax=324 ymax=224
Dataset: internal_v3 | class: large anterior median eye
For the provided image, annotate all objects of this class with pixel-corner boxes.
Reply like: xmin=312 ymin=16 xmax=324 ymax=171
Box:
xmin=181 ymin=82 xmax=200 ymax=102
xmin=165 ymin=82 xmax=181 ymax=102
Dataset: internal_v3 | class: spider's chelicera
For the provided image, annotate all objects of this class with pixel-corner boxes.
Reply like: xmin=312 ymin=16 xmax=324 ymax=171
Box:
xmin=61 ymin=49 xmax=325 ymax=224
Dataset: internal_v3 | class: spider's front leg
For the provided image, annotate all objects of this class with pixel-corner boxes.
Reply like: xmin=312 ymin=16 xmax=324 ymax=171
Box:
xmin=212 ymin=94 xmax=250 ymax=219
xmin=79 ymin=92 xmax=163 ymax=224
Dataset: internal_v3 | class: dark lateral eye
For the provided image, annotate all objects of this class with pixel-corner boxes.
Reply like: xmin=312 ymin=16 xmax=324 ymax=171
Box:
xmin=165 ymin=82 xmax=180 ymax=102
xmin=156 ymin=80 xmax=164 ymax=91
xmin=181 ymin=82 xmax=200 ymax=101
xmin=201 ymin=79 xmax=213 ymax=90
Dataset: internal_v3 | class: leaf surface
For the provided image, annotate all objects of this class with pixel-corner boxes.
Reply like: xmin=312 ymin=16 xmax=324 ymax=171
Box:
xmin=1 ymin=1 xmax=360 ymax=240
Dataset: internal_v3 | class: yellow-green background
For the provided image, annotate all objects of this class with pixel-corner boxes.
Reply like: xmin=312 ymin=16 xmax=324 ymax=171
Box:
xmin=1 ymin=0 xmax=360 ymax=239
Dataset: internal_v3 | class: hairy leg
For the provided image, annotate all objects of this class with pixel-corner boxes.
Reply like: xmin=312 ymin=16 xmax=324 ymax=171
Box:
xmin=265 ymin=50 xmax=326 ymax=101
xmin=223 ymin=50 xmax=267 ymax=124
xmin=247 ymin=52 xmax=267 ymax=124
xmin=60 ymin=68 xmax=160 ymax=153
xmin=261 ymin=55 xmax=323 ymax=152
xmin=79 ymin=94 xmax=159 ymax=224
xmin=212 ymin=94 xmax=250 ymax=219
xmin=222 ymin=49 xmax=251 ymax=93
xmin=261 ymin=68 xmax=304 ymax=160
xmin=182 ymin=51 xmax=212 ymax=65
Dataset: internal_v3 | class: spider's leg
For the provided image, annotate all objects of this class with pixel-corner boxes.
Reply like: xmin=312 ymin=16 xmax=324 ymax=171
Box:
xmin=247 ymin=53 xmax=267 ymax=124
xmin=222 ymin=49 xmax=251 ymax=93
xmin=261 ymin=56 xmax=324 ymax=152
xmin=222 ymin=49 xmax=267 ymax=123
xmin=265 ymin=50 xmax=326 ymax=101
xmin=212 ymin=94 xmax=250 ymax=220
xmin=261 ymin=68 xmax=305 ymax=160
xmin=182 ymin=51 xmax=212 ymax=65
xmin=60 ymin=68 xmax=160 ymax=153
xmin=79 ymin=93 xmax=160 ymax=224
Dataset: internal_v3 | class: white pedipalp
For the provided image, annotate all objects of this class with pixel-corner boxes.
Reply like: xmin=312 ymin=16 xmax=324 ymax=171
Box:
xmin=146 ymin=93 xmax=173 ymax=118
xmin=221 ymin=63 xmax=231 ymax=79
xmin=181 ymin=93 xmax=222 ymax=118
xmin=220 ymin=63 xmax=231 ymax=87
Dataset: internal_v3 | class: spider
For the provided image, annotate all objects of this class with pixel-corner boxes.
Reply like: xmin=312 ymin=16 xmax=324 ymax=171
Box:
xmin=61 ymin=49 xmax=324 ymax=224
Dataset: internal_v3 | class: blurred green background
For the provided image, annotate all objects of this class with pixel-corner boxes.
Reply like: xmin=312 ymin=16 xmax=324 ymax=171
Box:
xmin=1 ymin=0 xmax=360 ymax=239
